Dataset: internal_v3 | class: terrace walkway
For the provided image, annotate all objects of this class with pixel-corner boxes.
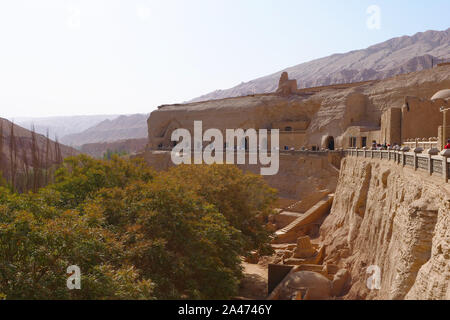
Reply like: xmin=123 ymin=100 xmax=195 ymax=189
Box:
xmin=345 ymin=148 xmax=450 ymax=183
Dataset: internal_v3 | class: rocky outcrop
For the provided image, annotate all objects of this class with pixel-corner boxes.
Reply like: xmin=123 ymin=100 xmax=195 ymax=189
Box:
xmin=269 ymin=271 xmax=332 ymax=300
xmin=320 ymin=156 xmax=449 ymax=300
xmin=268 ymin=267 xmax=351 ymax=300
xmin=276 ymin=72 xmax=298 ymax=96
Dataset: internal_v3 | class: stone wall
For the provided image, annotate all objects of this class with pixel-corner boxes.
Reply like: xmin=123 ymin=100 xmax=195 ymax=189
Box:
xmin=279 ymin=132 xmax=307 ymax=150
xmin=401 ymin=96 xmax=443 ymax=141
xmin=240 ymin=152 xmax=339 ymax=199
xmin=339 ymin=126 xmax=381 ymax=148
xmin=381 ymin=107 xmax=402 ymax=145
xmin=320 ymin=156 xmax=449 ymax=299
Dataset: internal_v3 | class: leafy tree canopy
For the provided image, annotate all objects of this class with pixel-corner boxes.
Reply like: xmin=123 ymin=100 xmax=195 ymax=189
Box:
xmin=0 ymin=155 xmax=276 ymax=299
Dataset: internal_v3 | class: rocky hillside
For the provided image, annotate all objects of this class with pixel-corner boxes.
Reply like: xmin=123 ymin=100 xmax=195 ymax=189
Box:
xmin=0 ymin=118 xmax=77 ymax=161
xmin=320 ymin=157 xmax=449 ymax=300
xmin=61 ymin=114 xmax=149 ymax=147
xmin=80 ymin=138 xmax=147 ymax=159
xmin=190 ymin=28 xmax=450 ymax=102
xmin=0 ymin=118 xmax=78 ymax=190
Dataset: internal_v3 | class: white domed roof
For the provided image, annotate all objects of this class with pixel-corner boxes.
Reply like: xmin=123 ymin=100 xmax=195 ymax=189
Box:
xmin=431 ymin=89 xmax=450 ymax=100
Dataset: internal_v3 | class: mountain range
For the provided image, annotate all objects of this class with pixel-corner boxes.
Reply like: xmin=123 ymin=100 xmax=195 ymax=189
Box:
xmin=0 ymin=117 xmax=78 ymax=184
xmin=60 ymin=114 xmax=149 ymax=147
xmin=190 ymin=28 xmax=450 ymax=102
xmin=14 ymin=115 xmax=119 ymax=141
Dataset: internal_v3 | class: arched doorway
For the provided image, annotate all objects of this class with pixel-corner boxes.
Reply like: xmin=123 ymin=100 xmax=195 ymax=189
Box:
xmin=326 ymin=136 xmax=335 ymax=150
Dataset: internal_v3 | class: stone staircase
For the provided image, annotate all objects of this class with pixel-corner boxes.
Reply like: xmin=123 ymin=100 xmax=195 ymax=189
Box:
xmin=273 ymin=194 xmax=334 ymax=243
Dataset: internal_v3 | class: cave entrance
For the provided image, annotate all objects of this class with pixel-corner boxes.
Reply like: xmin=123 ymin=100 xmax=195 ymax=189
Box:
xmin=326 ymin=136 xmax=335 ymax=150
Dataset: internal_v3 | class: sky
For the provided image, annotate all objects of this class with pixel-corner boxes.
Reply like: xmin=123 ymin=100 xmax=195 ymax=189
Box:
xmin=0 ymin=0 xmax=449 ymax=118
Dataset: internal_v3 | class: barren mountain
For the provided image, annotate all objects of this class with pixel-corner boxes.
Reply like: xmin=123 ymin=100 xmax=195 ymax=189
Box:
xmin=61 ymin=114 xmax=149 ymax=147
xmin=190 ymin=28 xmax=450 ymax=102
xmin=14 ymin=115 xmax=120 ymax=141
xmin=0 ymin=118 xmax=78 ymax=185
xmin=0 ymin=118 xmax=77 ymax=160
xmin=80 ymin=138 xmax=148 ymax=159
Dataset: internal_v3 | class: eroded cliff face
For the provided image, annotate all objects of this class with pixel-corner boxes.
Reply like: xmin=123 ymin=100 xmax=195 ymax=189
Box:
xmin=147 ymin=65 xmax=450 ymax=150
xmin=239 ymin=153 xmax=339 ymax=200
xmin=320 ymin=157 xmax=449 ymax=300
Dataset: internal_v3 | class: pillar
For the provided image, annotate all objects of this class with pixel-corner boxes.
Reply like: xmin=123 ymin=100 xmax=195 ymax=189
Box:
xmin=441 ymin=149 xmax=450 ymax=183
xmin=443 ymin=110 xmax=447 ymax=150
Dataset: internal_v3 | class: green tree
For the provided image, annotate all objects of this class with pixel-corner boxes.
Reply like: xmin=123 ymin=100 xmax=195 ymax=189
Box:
xmin=0 ymin=199 xmax=153 ymax=299
xmin=88 ymin=178 xmax=245 ymax=299
xmin=164 ymin=164 xmax=277 ymax=254
xmin=50 ymin=154 xmax=154 ymax=209
xmin=0 ymin=155 xmax=276 ymax=300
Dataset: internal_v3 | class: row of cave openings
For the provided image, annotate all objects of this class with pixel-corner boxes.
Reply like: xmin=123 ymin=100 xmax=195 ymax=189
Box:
xmin=159 ymin=136 xmax=337 ymax=151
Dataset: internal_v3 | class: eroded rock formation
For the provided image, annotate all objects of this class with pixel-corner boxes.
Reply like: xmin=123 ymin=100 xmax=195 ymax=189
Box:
xmin=276 ymin=72 xmax=298 ymax=96
xmin=147 ymin=65 xmax=450 ymax=152
xmin=320 ymin=156 xmax=450 ymax=300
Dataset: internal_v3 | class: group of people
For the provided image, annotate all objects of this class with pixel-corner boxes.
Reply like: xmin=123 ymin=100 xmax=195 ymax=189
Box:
xmin=371 ymin=139 xmax=450 ymax=150
xmin=371 ymin=141 xmax=400 ymax=150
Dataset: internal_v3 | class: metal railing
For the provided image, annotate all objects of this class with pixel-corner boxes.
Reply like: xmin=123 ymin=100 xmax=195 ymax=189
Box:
xmin=345 ymin=148 xmax=450 ymax=183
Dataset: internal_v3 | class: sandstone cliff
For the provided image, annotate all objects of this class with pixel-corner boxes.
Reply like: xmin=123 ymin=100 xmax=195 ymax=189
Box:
xmin=148 ymin=65 xmax=450 ymax=151
xmin=320 ymin=156 xmax=449 ymax=300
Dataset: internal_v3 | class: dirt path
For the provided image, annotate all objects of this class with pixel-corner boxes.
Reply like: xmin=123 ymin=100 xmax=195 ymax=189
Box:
xmin=243 ymin=262 xmax=268 ymax=280
xmin=238 ymin=262 xmax=269 ymax=299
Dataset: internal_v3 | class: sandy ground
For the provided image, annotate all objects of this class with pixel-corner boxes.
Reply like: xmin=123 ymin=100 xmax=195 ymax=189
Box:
xmin=238 ymin=262 xmax=269 ymax=299
xmin=243 ymin=262 xmax=268 ymax=280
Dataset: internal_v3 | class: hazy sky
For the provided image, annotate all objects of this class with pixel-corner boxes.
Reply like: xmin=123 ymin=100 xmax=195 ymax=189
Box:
xmin=0 ymin=0 xmax=449 ymax=118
